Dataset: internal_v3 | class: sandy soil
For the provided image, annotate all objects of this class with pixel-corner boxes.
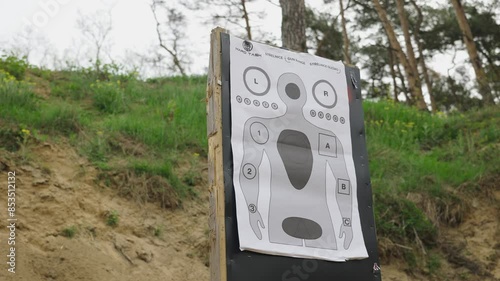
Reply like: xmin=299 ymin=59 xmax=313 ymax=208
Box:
xmin=0 ymin=142 xmax=497 ymax=281
xmin=0 ymin=142 xmax=209 ymax=281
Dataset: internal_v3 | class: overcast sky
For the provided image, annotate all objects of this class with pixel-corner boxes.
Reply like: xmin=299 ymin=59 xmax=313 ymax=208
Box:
xmin=0 ymin=0 xmax=476 ymax=80
xmin=1 ymin=0 xmax=324 ymax=75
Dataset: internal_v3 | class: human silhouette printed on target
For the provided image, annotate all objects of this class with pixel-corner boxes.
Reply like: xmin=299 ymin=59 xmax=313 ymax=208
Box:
xmin=239 ymin=71 xmax=353 ymax=250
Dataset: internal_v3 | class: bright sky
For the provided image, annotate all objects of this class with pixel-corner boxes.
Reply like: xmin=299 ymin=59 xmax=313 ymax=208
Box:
xmin=1 ymin=0 xmax=323 ymax=75
xmin=0 ymin=0 xmax=474 ymax=81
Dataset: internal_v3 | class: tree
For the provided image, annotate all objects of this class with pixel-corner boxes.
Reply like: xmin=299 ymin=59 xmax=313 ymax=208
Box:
xmin=338 ymin=0 xmax=351 ymax=64
xmin=322 ymin=0 xmax=352 ymax=63
xmin=280 ymin=0 xmax=307 ymax=52
xmin=372 ymin=0 xmax=427 ymax=110
xmin=450 ymin=0 xmax=494 ymax=104
xmin=76 ymin=10 xmax=113 ymax=73
xmin=420 ymin=3 xmax=500 ymax=104
xmin=409 ymin=0 xmax=437 ymax=112
xmin=150 ymin=1 xmax=189 ymax=76
xmin=359 ymin=43 xmax=393 ymax=99
xmin=395 ymin=0 xmax=424 ymax=106
xmin=306 ymin=8 xmax=343 ymax=60
xmin=183 ymin=0 xmax=262 ymax=41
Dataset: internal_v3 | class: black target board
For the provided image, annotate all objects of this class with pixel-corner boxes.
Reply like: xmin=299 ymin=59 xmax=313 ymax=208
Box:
xmin=209 ymin=29 xmax=381 ymax=281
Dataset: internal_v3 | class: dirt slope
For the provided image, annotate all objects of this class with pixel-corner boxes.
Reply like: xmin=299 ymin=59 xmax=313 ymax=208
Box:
xmin=0 ymin=141 xmax=498 ymax=281
xmin=0 ymin=142 xmax=209 ymax=281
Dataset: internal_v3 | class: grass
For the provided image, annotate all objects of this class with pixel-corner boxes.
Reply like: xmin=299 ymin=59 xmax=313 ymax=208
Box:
xmin=153 ymin=224 xmax=164 ymax=237
xmin=364 ymin=100 xmax=500 ymax=269
xmin=106 ymin=210 xmax=119 ymax=227
xmin=0 ymin=63 xmax=205 ymax=208
xmin=0 ymin=59 xmax=498 ymax=276
xmin=61 ymin=225 xmax=78 ymax=238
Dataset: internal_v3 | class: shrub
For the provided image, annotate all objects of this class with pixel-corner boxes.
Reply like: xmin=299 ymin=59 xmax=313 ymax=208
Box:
xmin=0 ymin=70 xmax=37 ymax=110
xmin=0 ymin=55 xmax=28 ymax=80
xmin=106 ymin=210 xmax=119 ymax=227
xmin=91 ymin=80 xmax=127 ymax=114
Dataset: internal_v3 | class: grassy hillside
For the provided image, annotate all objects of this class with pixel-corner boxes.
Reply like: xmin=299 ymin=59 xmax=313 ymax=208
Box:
xmin=1 ymin=58 xmax=499 ymax=278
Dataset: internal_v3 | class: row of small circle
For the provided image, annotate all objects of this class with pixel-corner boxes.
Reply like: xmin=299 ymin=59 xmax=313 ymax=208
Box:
xmin=236 ymin=95 xmax=278 ymax=110
xmin=310 ymin=110 xmax=345 ymax=124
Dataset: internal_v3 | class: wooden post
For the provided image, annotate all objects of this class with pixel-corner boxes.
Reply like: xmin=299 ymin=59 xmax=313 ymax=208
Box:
xmin=207 ymin=27 xmax=227 ymax=281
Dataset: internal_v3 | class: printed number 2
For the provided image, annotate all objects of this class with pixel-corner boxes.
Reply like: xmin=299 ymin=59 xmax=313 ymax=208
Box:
xmin=243 ymin=164 xmax=256 ymax=179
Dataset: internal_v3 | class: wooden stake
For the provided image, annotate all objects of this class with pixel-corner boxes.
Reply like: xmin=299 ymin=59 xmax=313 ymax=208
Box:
xmin=207 ymin=27 xmax=228 ymax=281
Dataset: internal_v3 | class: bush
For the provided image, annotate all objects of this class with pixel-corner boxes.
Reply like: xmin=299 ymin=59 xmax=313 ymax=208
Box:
xmin=0 ymin=55 xmax=28 ymax=81
xmin=106 ymin=210 xmax=119 ymax=227
xmin=0 ymin=70 xmax=37 ymax=110
xmin=91 ymin=80 xmax=127 ymax=114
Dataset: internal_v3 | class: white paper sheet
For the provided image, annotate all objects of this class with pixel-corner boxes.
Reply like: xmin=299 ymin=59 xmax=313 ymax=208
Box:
xmin=229 ymin=35 xmax=368 ymax=262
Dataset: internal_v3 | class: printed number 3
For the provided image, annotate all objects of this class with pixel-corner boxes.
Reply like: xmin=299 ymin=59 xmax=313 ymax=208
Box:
xmin=248 ymin=204 xmax=256 ymax=213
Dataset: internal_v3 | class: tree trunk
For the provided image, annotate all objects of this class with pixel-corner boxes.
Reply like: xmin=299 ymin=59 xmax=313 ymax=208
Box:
xmin=396 ymin=56 xmax=412 ymax=104
xmin=395 ymin=0 xmax=426 ymax=110
xmin=241 ymin=0 xmax=252 ymax=40
xmin=372 ymin=0 xmax=427 ymax=110
xmin=339 ymin=0 xmax=351 ymax=64
xmin=410 ymin=0 xmax=437 ymax=112
xmin=279 ymin=0 xmax=307 ymax=52
xmin=450 ymin=0 xmax=494 ymax=105
xmin=387 ymin=47 xmax=399 ymax=101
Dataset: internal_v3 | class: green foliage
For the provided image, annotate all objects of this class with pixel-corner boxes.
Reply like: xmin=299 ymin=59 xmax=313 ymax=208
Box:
xmin=182 ymin=153 xmax=203 ymax=187
xmin=0 ymin=128 xmax=22 ymax=152
xmin=131 ymin=160 xmax=189 ymax=197
xmin=106 ymin=210 xmax=119 ymax=227
xmin=0 ymin=70 xmax=37 ymax=111
xmin=84 ymin=131 xmax=110 ymax=163
xmin=364 ymin=100 xmax=449 ymax=150
xmin=305 ymin=8 xmax=343 ymax=60
xmin=364 ymin=100 xmax=499 ymax=260
xmin=0 ymin=55 xmax=28 ymax=80
xmin=105 ymin=76 xmax=207 ymax=151
xmin=358 ymin=44 xmax=393 ymax=99
xmin=0 ymin=70 xmax=86 ymax=137
xmin=37 ymin=102 xmax=86 ymax=135
xmin=61 ymin=225 xmax=77 ymax=238
xmin=153 ymin=225 xmax=164 ymax=237
xmin=427 ymin=253 xmax=442 ymax=275
xmin=375 ymin=193 xmax=437 ymax=245
xmin=91 ymin=80 xmax=127 ymax=113
xmin=50 ymin=70 xmax=94 ymax=100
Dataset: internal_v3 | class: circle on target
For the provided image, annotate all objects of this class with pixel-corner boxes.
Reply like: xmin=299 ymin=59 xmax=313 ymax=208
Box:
xmin=312 ymin=80 xmax=338 ymax=109
xmin=243 ymin=67 xmax=271 ymax=96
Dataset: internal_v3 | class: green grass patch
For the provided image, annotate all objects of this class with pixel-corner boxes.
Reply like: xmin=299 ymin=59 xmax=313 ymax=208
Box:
xmin=0 ymin=70 xmax=37 ymax=111
xmin=130 ymin=160 xmax=188 ymax=197
xmin=91 ymin=80 xmax=127 ymax=113
xmin=61 ymin=225 xmax=78 ymax=238
xmin=106 ymin=210 xmax=119 ymax=227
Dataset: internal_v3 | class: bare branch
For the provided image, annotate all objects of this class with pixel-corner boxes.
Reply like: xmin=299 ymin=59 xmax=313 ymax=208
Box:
xmin=150 ymin=0 xmax=188 ymax=76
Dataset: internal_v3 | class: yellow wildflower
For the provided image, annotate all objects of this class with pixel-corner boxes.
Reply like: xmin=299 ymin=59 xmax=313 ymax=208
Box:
xmin=21 ymin=129 xmax=31 ymax=136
